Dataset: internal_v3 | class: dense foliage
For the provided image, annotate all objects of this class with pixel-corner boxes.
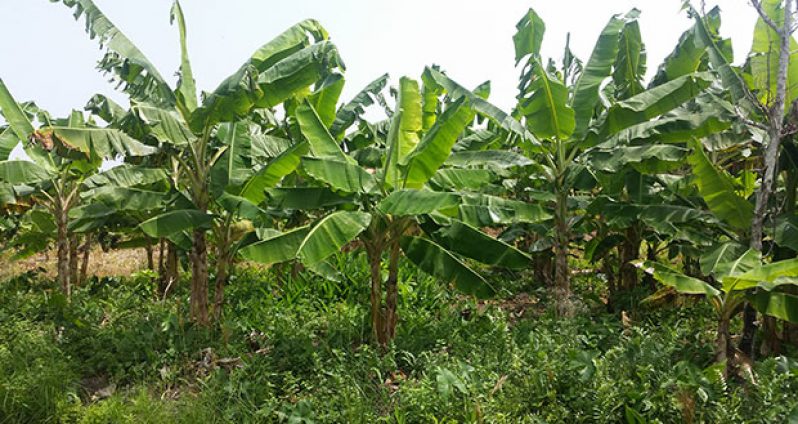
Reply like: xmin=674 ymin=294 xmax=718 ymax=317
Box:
xmin=2 ymin=0 xmax=798 ymax=421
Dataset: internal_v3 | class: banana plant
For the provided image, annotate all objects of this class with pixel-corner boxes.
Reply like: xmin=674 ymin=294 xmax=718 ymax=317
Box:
xmin=0 ymin=79 xmax=156 ymax=296
xmin=638 ymin=249 xmax=798 ymax=378
xmin=56 ymin=0 xmax=344 ymax=325
xmin=240 ymin=75 xmax=545 ymax=345
xmin=510 ymin=8 xmax=714 ymax=316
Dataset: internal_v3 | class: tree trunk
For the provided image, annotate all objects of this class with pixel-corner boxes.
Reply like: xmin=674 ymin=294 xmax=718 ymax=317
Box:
xmin=189 ymin=229 xmax=209 ymax=326
xmin=603 ymin=257 xmax=617 ymax=313
xmin=715 ymin=316 xmax=735 ymax=379
xmin=69 ymin=234 xmax=79 ymax=287
xmin=739 ymin=304 xmax=758 ymax=359
xmin=80 ymin=233 xmax=91 ymax=283
xmin=553 ymin=189 xmax=572 ymax=317
xmin=366 ymin=242 xmax=385 ymax=346
xmin=618 ymin=226 xmax=641 ymax=291
xmin=751 ymin=0 xmax=793 ymax=251
xmin=642 ymin=242 xmax=658 ymax=290
xmin=213 ymin=239 xmax=230 ymax=323
xmin=760 ymin=316 xmax=781 ymax=356
xmin=383 ymin=241 xmax=401 ymax=343
xmin=533 ymin=252 xmax=553 ymax=287
xmin=145 ymin=243 xmax=155 ymax=271
xmin=160 ymin=242 xmax=179 ymax=297
xmin=56 ymin=209 xmax=70 ymax=298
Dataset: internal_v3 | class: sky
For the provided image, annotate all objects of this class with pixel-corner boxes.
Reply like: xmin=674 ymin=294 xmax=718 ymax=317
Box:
xmin=0 ymin=0 xmax=760 ymax=121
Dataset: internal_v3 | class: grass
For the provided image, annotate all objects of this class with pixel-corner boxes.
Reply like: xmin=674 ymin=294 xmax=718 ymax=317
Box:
xmin=0 ymin=252 xmax=797 ymax=423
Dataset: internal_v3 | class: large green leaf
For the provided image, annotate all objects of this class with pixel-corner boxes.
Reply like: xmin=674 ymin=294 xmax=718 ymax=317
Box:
xmin=404 ymin=97 xmax=474 ymax=189
xmin=308 ymin=74 xmax=345 ymax=128
xmin=692 ymin=7 xmax=753 ymax=111
xmin=47 ymin=127 xmax=157 ymax=159
xmin=0 ymin=128 xmax=20 ymax=162
xmin=571 ymin=14 xmax=627 ymax=137
xmin=265 ymin=187 xmax=352 ymax=210
xmin=297 ymin=211 xmax=371 ymax=265
xmin=700 ymin=242 xmax=748 ymax=278
xmin=434 ymin=220 xmax=530 ymax=269
xmin=639 ymin=261 xmax=720 ymax=297
xmin=513 ymin=8 xmax=546 ymax=63
xmin=687 ymin=139 xmax=753 ymax=230
xmin=55 ymin=0 xmax=175 ymax=106
xmin=613 ymin=15 xmax=646 ymax=100
xmin=425 ymin=69 xmax=533 ymax=142
xmin=171 ymin=0 xmax=197 ymax=115
xmin=190 ymin=33 xmax=341 ymax=131
xmin=378 ymin=190 xmax=461 ymax=216
xmin=429 ymin=169 xmax=496 ymax=192
xmin=240 ymin=141 xmax=308 ymax=204
xmin=0 ymin=79 xmax=35 ymax=141
xmin=395 ymin=77 xmax=423 ymax=166
xmin=239 ymin=226 xmax=310 ymax=265
xmin=748 ymin=291 xmax=798 ymax=323
xmin=650 ymin=11 xmax=714 ymax=86
xmin=603 ymin=73 xmax=713 ymax=136
xmin=446 ymin=150 xmax=532 ymax=169
xmin=90 ymin=187 xmax=170 ymax=211
xmin=722 ymin=258 xmax=798 ymax=292
xmin=296 ymin=100 xmax=349 ymax=161
xmin=775 ymin=215 xmax=798 ymax=251
xmin=400 ymin=236 xmax=494 ymax=299
xmin=82 ymin=164 xmax=166 ymax=190
xmin=131 ymin=104 xmax=194 ymax=146
xmin=457 ymin=194 xmax=551 ymax=226
xmin=520 ymin=59 xmax=576 ymax=140
xmin=0 ymin=160 xmax=53 ymax=184
xmin=301 ymin=157 xmax=377 ymax=194
xmin=139 ymin=209 xmax=212 ymax=238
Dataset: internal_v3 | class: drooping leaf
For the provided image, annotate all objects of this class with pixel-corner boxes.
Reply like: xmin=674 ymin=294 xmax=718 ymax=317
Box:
xmin=240 ymin=141 xmax=308 ymax=204
xmin=301 ymin=157 xmax=376 ymax=194
xmin=687 ymin=139 xmax=753 ymax=230
xmin=639 ymin=260 xmax=720 ymax=297
xmin=0 ymin=79 xmax=35 ymax=140
xmin=400 ymin=236 xmax=495 ymax=298
xmin=700 ymin=242 xmax=748 ymax=278
xmin=265 ymin=187 xmax=352 ymax=210
xmin=296 ymin=100 xmax=349 ymax=161
xmin=378 ymin=190 xmax=461 ymax=216
xmin=748 ymin=291 xmax=798 ymax=323
xmin=239 ymin=226 xmax=310 ymax=265
xmin=434 ymin=219 xmax=530 ymax=268
xmin=297 ymin=211 xmax=371 ymax=265
xmin=55 ymin=0 xmax=175 ymax=106
xmin=139 ymin=209 xmax=212 ymax=238
xmin=603 ymin=73 xmax=713 ymax=136
xmin=0 ymin=160 xmax=53 ymax=184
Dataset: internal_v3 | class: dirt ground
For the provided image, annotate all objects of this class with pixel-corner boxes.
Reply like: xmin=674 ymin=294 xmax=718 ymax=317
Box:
xmin=0 ymin=247 xmax=152 ymax=282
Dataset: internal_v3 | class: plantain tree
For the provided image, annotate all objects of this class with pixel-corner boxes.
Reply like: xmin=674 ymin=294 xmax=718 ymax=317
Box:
xmin=509 ymin=8 xmax=714 ymax=315
xmin=240 ymin=74 xmax=545 ymax=345
xmin=0 ymin=79 xmax=156 ymax=296
xmin=55 ymin=0 xmax=344 ymax=324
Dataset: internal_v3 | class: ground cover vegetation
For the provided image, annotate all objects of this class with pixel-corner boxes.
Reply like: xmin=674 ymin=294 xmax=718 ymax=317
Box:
xmin=1 ymin=0 xmax=798 ymax=421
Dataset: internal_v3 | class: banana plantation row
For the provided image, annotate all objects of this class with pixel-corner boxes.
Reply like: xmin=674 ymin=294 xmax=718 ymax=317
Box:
xmin=2 ymin=0 xmax=798 ymax=380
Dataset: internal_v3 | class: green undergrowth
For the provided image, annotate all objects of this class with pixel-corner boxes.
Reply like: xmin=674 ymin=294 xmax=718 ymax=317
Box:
xmin=1 ymin=255 xmax=797 ymax=423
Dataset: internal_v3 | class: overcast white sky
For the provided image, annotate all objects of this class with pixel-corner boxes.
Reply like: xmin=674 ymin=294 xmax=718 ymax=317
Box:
xmin=0 ymin=1 xmax=759 ymax=118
